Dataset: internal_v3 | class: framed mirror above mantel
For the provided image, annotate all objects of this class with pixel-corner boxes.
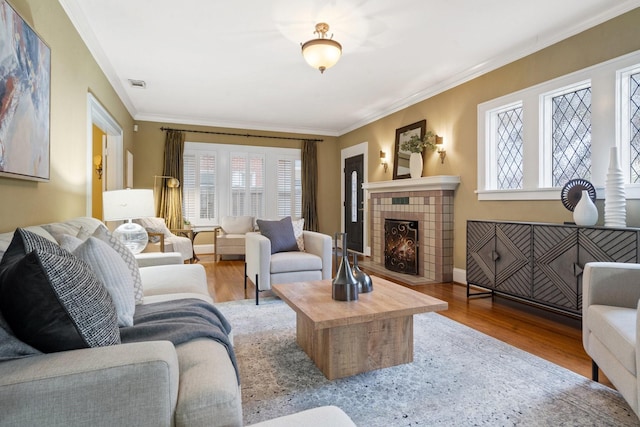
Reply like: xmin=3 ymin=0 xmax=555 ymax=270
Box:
xmin=393 ymin=119 xmax=426 ymax=179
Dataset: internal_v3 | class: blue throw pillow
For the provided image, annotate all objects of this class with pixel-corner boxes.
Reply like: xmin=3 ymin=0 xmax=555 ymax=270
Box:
xmin=257 ymin=217 xmax=299 ymax=254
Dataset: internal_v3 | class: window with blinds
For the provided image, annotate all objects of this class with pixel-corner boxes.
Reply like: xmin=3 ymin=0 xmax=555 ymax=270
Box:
xmin=183 ymin=142 xmax=301 ymax=224
xmin=183 ymin=152 xmax=216 ymax=223
xmin=277 ymin=159 xmax=302 ymax=217
xmin=230 ymin=153 xmax=265 ymax=218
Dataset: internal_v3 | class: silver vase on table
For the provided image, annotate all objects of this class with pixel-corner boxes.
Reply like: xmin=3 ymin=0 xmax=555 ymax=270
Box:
xmin=332 ymin=233 xmax=358 ymax=301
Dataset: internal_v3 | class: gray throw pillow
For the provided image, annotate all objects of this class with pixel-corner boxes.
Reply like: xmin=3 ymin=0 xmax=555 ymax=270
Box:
xmin=92 ymin=225 xmax=145 ymax=304
xmin=0 ymin=230 xmax=120 ymax=353
xmin=257 ymin=217 xmax=299 ymax=254
xmin=60 ymin=235 xmax=136 ymax=327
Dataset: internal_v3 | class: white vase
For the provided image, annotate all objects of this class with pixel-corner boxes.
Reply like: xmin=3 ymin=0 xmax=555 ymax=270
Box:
xmin=573 ymin=190 xmax=598 ymax=226
xmin=409 ymin=152 xmax=423 ymax=178
xmin=604 ymin=146 xmax=626 ymax=227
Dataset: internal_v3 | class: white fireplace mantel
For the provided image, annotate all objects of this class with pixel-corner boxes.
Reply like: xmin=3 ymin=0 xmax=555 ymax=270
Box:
xmin=362 ymin=175 xmax=460 ymax=195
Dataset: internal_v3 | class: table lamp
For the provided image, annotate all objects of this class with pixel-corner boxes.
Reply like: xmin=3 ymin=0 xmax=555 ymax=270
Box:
xmin=103 ymin=189 xmax=155 ymax=254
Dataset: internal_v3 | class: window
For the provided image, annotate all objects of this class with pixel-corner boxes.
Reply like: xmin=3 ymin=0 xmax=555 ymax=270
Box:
xmin=621 ymin=67 xmax=640 ymax=183
xmin=230 ymin=153 xmax=265 ymax=218
xmin=183 ymin=142 xmax=301 ymax=224
xmin=183 ymin=152 xmax=216 ymax=222
xmin=477 ymin=50 xmax=640 ymax=200
xmin=277 ymin=159 xmax=302 ymax=218
xmin=488 ymin=103 xmax=523 ymax=190
xmin=545 ymin=82 xmax=592 ymax=187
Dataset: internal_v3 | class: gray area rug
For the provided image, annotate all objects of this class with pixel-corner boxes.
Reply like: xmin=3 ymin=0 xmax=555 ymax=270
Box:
xmin=217 ymin=298 xmax=640 ymax=426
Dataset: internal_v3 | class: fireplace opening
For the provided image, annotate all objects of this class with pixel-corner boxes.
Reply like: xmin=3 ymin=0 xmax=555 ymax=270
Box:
xmin=384 ymin=219 xmax=419 ymax=275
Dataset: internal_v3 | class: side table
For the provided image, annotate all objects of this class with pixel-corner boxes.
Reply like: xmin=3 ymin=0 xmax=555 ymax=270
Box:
xmin=175 ymin=226 xmax=219 ymax=262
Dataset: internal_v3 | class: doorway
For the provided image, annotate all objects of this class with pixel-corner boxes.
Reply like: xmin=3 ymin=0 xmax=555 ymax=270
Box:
xmin=86 ymin=94 xmax=123 ymax=218
xmin=341 ymin=142 xmax=368 ymax=255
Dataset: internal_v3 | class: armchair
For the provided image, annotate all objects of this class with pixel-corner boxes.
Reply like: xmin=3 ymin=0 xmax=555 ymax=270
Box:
xmin=215 ymin=216 xmax=255 ymax=262
xmin=133 ymin=217 xmax=193 ymax=262
xmin=245 ymin=229 xmax=332 ymax=305
xmin=582 ymin=262 xmax=640 ymax=417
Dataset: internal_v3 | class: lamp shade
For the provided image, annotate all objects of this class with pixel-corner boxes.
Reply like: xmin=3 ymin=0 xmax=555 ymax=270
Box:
xmin=103 ymin=189 xmax=155 ymax=221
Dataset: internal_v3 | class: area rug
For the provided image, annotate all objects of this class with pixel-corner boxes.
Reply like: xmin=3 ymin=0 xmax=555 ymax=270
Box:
xmin=216 ymin=298 xmax=640 ymax=426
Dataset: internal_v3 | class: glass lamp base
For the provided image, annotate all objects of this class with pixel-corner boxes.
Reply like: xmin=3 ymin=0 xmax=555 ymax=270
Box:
xmin=113 ymin=222 xmax=148 ymax=254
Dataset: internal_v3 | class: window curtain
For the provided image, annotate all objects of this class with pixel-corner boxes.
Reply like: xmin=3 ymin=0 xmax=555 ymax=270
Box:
xmin=159 ymin=130 xmax=184 ymax=229
xmin=301 ymin=140 xmax=318 ymax=231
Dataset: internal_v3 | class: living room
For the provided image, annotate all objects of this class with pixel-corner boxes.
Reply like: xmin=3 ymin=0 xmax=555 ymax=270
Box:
xmin=2 ymin=0 xmax=640 ymax=425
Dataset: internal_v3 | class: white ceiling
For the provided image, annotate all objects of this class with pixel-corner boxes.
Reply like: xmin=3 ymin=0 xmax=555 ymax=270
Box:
xmin=58 ymin=0 xmax=640 ymax=136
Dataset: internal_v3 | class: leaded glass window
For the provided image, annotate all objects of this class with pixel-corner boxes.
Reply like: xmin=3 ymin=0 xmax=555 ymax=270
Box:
xmin=551 ymin=87 xmax=592 ymax=186
xmin=629 ymin=72 xmax=640 ymax=182
xmin=495 ymin=106 xmax=524 ymax=189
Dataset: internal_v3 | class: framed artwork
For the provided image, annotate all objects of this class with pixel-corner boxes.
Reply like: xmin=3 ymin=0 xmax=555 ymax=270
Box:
xmin=393 ymin=119 xmax=425 ymax=179
xmin=0 ymin=0 xmax=51 ymax=181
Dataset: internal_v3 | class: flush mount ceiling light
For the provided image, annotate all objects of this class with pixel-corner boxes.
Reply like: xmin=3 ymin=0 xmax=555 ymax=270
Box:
xmin=301 ymin=22 xmax=342 ymax=74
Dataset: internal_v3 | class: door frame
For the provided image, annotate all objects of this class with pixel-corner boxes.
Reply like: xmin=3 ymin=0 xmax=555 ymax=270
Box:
xmin=341 ymin=142 xmax=369 ymax=256
xmin=86 ymin=93 xmax=123 ymax=216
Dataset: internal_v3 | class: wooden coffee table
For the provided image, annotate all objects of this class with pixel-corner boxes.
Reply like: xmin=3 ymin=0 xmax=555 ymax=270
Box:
xmin=271 ymin=276 xmax=448 ymax=380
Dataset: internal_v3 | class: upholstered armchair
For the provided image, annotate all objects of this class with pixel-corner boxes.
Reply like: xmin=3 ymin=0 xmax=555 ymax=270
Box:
xmin=215 ymin=216 xmax=255 ymax=262
xmin=133 ymin=217 xmax=193 ymax=262
xmin=582 ymin=262 xmax=640 ymax=417
xmin=244 ymin=217 xmax=332 ymax=304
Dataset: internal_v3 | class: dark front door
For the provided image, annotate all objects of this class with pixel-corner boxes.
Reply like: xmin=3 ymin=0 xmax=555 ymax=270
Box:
xmin=344 ymin=154 xmax=364 ymax=253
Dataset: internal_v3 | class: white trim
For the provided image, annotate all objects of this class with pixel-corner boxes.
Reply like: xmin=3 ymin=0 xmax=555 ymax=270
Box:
xmin=453 ymin=268 xmax=467 ymax=285
xmin=86 ymin=93 xmax=123 ymax=216
xmin=477 ymin=49 xmax=640 ymax=200
xmin=341 ymin=142 xmax=369 ymax=256
xmin=183 ymin=141 xmax=301 ymax=225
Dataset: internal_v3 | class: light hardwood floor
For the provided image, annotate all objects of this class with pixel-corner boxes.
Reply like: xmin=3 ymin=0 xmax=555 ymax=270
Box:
xmin=199 ymin=254 xmax=613 ymax=388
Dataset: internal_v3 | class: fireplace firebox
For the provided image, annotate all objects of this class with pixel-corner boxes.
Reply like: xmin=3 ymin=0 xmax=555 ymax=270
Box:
xmin=384 ymin=219 xmax=419 ymax=275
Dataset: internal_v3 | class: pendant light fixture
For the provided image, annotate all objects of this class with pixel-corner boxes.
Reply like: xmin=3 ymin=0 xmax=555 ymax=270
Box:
xmin=301 ymin=22 xmax=342 ymax=74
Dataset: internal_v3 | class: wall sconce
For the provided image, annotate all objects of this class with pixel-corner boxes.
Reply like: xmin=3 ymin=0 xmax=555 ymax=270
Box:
xmin=380 ymin=150 xmax=388 ymax=173
xmin=93 ymin=154 xmax=103 ymax=179
xmin=435 ymin=136 xmax=446 ymax=164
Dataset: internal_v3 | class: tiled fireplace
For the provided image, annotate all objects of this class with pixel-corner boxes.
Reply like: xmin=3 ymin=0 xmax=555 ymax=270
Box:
xmin=362 ymin=176 xmax=460 ymax=284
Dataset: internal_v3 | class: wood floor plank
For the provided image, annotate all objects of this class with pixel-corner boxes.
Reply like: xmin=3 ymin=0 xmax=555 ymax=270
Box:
xmin=198 ymin=254 xmax=613 ymax=388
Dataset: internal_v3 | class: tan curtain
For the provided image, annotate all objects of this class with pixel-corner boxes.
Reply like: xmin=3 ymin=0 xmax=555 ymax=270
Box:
xmin=301 ymin=140 xmax=319 ymax=231
xmin=159 ymin=130 xmax=184 ymax=229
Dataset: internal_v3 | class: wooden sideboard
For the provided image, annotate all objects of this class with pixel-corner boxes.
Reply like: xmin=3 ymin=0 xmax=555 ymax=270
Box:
xmin=466 ymin=220 xmax=639 ymax=317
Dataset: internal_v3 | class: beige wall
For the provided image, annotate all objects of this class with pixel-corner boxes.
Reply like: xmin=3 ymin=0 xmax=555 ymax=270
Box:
xmin=0 ymin=0 xmax=134 ymax=232
xmin=339 ymin=8 xmax=640 ymax=271
xmin=132 ymin=121 xmax=341 ymax=235
xmin=2 ymin=1 xmax=638 ymax=277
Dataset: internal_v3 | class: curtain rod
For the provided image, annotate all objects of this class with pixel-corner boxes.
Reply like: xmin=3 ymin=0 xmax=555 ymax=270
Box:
xmin=160 ymin=127 xmax=323 ymax=143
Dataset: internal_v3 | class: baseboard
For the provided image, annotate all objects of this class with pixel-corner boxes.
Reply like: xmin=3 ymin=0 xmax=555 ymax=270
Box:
xmin=453 ymin=267 xmax=466 ymax=285
xmin=195 ymin=244 xmax=214 ymax=255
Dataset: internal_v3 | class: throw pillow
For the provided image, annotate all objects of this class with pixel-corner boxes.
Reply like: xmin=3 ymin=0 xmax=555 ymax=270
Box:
xmin=0 ymin=241 xmax=120 ymax=353
xmin=133 ymin=217 xmax=171 ymax=243
xmin=60 ymin=235 xmax=135 ymax=327
xmin=0 ymin=227 xmax=67 ymax=266
xmin=257 ymin=217 xmax=299 ymax=254
xmin=221 ymin=216 xmax=254 ymax=234
xmin=92 ymin=224 xmax=145 ymax=304
xmin=0 ymin=312 xmax=41 ymax=361
xmin=292 ymin=218 xmax=305 ymax=252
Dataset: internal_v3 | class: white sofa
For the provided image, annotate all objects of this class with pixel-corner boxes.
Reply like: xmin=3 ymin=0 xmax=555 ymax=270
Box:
xmin=0 ymin=217 xmax=242 ymax=427
xmin=582 ymin=262 xmax=640 ymax=418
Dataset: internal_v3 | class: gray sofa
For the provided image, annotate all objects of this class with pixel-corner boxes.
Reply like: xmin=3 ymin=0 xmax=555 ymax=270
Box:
xmin=0 ymin=217 xmax=242 ymax=427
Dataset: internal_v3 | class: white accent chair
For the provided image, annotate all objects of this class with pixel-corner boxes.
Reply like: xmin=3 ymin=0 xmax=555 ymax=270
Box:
xmin=245 ymin=230 xmax=332 ymax=305
xmin=134 ymin=217 xmax=193 ymax=262
xmin=582 ymin=262 xmax=640 ymax=417
xmin=215 ymin=216 xmax=255 ymax=262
